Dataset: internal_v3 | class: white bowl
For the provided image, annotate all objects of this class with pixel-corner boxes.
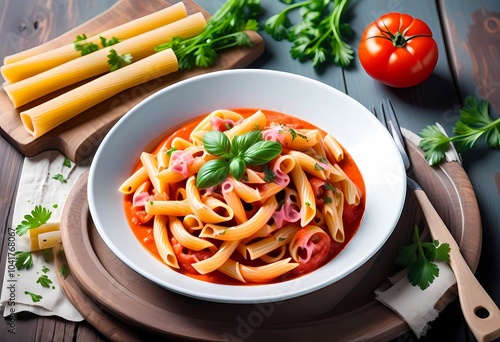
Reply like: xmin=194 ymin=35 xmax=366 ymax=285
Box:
xmin=88 ymin=69 xmax=406 ymax=306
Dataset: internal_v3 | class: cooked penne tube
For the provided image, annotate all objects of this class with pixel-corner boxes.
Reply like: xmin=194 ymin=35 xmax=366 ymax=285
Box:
xmin=324 ymin=133 xmax=344 ymax=161
xmin=145 ymin=199 xmax=192 ymax=217
xmin=288 ymin=150 xmax=327 ymax=180
xmin=239 ymin=258 xmax=299 ymax=283
xmin=169 ymin=216 xmax=216 ymax=252
xmin=190 ymin=109 xmax=244 ymax=145
xmin=218 ymin=259 xmax=245 ymax=283
xmin=119 ymin=167 xmax=149 ymax=194
xmin=1 ymin=2 xmax=188 ymax=81
xmin=246 ymin=224 xmax=300 ymax=260
xmin=200 ymin=197 xmax=277 ymax=241
xmin=192 ymin=240 xmax=239 ymax=274
xmin=290 ymin=163 xmax=316 ymax=227
xmin=153 ymin=215 xmax=179 ymax=269
xmin=225 ymin=110 xmax=267 ymax=140
xmin=333 ymin=164 xmax=363 ymax=205
xmin=140 ymin=152 xmax=165 ymax=195
xmin=20 ymin=48 xmax=179 ymax=138
xmin=5 ymin=13 xmax=205 ymax=108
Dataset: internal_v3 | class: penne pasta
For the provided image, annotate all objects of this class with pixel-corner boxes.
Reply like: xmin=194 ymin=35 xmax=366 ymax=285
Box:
xmin=1 ymin=2 xmax=188 ymax=82
xmin=121 ymin=108 xmax=365 ymax=285
xmin=239 ymin=258 xmax=299 ymax=283
xmin=153 ymin=215 xmax=179 ymax=269
xmin=119 ymin=167 xmax=149 ymax=194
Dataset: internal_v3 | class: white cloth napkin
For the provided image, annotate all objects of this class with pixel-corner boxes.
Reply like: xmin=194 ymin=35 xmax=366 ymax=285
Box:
xmin=0 ymin=150 xmax=89 ymax=321
xmin=375 ymin=128 xmax=460 ymax=338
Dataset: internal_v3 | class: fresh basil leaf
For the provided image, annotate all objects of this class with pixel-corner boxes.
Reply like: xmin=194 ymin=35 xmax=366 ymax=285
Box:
xmin=242 ymin=141 xmax=282 ymax=165
xmin=203 ymin=131 xmax=232 ymax=158
xmin=231 ymin=131 xmax=262 ymax=157
xmin=229 ymin=157 xmax=246 ymax=180
xmin=196 ymin=159 xmax=229 ymax=189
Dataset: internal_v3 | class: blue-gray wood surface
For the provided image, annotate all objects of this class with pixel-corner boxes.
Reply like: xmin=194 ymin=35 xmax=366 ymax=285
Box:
xmin=0 ymin=0 xmax=498 ymax=341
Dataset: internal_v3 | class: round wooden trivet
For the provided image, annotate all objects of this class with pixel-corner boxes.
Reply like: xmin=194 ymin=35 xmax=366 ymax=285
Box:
xmin=57 ymin=139 xmax=481 ymax=342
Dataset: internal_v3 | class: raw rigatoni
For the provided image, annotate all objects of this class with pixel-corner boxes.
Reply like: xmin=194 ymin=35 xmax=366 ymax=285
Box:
xmin=20 ymin=48 xmax=179 ymax=138
xmin=4 ymin=13 xmax=206 ymax=108
xmin=1 ymin=2 xmax=188 ymax=81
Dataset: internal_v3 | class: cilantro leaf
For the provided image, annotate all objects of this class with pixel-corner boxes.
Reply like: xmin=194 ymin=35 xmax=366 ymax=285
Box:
xmin=107 ymin=49 xmax=133 ymax=71
xmin=36 ymin=274 xmax=53 ymax=288
xmin=395 ymin=225 xmax=451 ymax=290
xmin=16 ymin=205 xmax=52 ymax=236
xmin=15 ymin=251 xmax=33 ymax=270
xmin=73 ymin=34 xmax=99 ymax=56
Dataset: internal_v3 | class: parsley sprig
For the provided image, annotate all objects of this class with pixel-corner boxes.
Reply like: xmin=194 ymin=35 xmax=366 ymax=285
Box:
xmin=395 ymin=225 xmax=450 ymax=290
xmin=264 ymin=0 xmax=353 ymax=68
xmin=196 ymin=130 xmax=282 ymax=189
xmin=155 ymin=0 xmax=261 ymax=70
xmin=16 ymin=205 xmax=52 ymax=236
xmin=73 ymin=34 xmax=99 ymax=56
xmin=419 ymin=96 xmax=500 ymax=165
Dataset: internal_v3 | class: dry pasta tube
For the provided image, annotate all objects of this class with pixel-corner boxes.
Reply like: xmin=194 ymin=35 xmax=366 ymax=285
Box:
xmin=1 ymin=2 xmax=188 ymax=82
xmin=29 ymin=231 xmax=62 ymax=251
xmin=20 ymin=48 xmax=179 ymax=138
xmin=5 ymin=13 xmax=205 ymax=108
xmin=28 ymin=222 xmax=59 ymax=238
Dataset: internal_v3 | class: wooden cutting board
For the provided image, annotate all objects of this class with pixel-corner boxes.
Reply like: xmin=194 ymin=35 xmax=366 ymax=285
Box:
xmin=55 ymin=138 xmax=482 ymax=341
xmin=0 ymin=0 xmax=265 ymax=162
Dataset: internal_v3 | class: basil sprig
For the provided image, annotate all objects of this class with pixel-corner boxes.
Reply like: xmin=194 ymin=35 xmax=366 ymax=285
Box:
xmin=196 ymin=130 xmax=282 ymax=189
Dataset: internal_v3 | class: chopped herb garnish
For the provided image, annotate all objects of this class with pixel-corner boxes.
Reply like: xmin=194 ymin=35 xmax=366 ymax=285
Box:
xmin=63 ymin=157 xmax=72 ymax=168
xmin=15 ymin=251 xmax=33 ymax=270
xmin=263 ymin=164 xmax=276 ymax=183
xmin=324 ymin=183 xmax=335 ymax=191
xmin=59 ymin=265 xmax=70 ymax=279
xmin=305 ymin=201 xmax=311 ymax=207
xmin=52 ymin=174 xmax=67 ymax=183
xmin=73 ymin=34 xmax=99 ymax=56
xmin=107 ymin=49 xmax=132 ymax=71
xmin=278 ymin=237 xmax=286 ymax=242
xmin=100 ymin=35 xmax=120 ymax=47
xmin=36 ymin=274 xmax=53 ymax=288
xmin=314 ymin=162 xmax=325 ymax=171
xmin=166 ymin=147 xmax=177 ymax=156
xmin=324 ymin=196 xmax=333 ymax=204
xmin=42 ymin=266 xmax=49 ymax=273
xmin=25 ymin=291 xmax=42 ymax=303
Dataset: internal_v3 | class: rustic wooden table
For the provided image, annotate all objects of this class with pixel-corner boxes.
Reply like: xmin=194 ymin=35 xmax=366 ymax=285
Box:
xmin=0 ymin=0 xmax=499 ymax=341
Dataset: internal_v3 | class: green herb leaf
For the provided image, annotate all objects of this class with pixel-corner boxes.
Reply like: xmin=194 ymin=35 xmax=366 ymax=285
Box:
xmin=264 ymin=0 xmax=353 ymax=68
xmin=73 ymin=34 xmax=99 ymax=56
xmin=36 ymin=274 xmax=53 ymax=288
xmin=395 ymin=225 xmax=451 ymax=290
xmin=419 ymin=96 xmax=500 ymax=165
xmin=52 ymin=174 xmax=67 ymax=183
xmin=196 ymin=159 xmax=229 ymax=189
xmin=263 ymin=164 xmax=276 ymax=183
xmin=25 ymin=291 xmax=42 ymax=303
xmin=59 ymin=265 xmax=70 ymax=279
xmin=107 ymin=49 xmax=133 ymax=71
xmin=203 ymin=131 xmax=232 ymax=158
xmin=229 ymin=157 xmax=246 ymax=180
xmin=100 ymin=35 xmax=120 ymax=47
xmin=63 ymin=157 xmax=72 ymax=168
xmin=231 ymin=131 xmax=262 ymax=157
xmin=242 ymin=140 xmax=282 ymax=165
xmin=16 ymin=205 xmax=52 ymax=236
xmin=166 ymin=147 xmax=177 ymax=156
xmin=15 ymin=251 xmax=33 ymax=270
xmin=154 ymin=0 xmax=262 ymax=70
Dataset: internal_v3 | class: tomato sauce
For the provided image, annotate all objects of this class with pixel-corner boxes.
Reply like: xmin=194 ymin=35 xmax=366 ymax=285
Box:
xmin=123 ymin=108 xmax=366 ymax=285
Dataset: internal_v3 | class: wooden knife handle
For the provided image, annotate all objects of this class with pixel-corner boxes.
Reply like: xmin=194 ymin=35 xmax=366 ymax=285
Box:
xmin=413 ymin=189 xmax=500 ymax=342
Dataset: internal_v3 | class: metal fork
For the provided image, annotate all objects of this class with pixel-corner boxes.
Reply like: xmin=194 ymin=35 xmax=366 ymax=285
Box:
xmin=374 ymin=99 xmax=500 ymax=342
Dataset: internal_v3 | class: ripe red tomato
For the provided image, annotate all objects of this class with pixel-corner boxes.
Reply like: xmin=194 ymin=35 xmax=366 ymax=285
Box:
xmin=358 ymin=12 xmax=438 ymax=88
